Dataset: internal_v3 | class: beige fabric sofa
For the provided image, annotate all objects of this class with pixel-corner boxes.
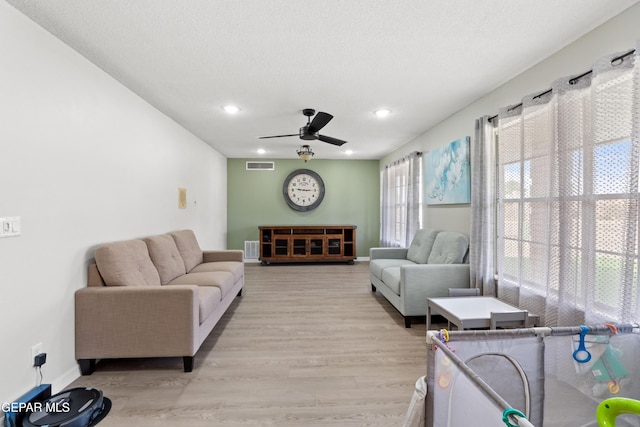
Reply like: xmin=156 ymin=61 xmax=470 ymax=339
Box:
xmin=370 ymin=228 xmax=470 ymax=327
xmin=75 ymin=229 xmax=243 ymax=374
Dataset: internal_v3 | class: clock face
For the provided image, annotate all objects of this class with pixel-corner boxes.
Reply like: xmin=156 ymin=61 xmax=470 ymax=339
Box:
xmin=283 ymin=169 xmax=325 ymax=211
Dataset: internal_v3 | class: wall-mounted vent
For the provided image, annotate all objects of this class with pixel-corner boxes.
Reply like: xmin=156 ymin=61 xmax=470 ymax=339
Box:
xmin=246 ymin=161 xmax=274 ymax=171
xmin=244 ymin=241 xmax=259 ymax=259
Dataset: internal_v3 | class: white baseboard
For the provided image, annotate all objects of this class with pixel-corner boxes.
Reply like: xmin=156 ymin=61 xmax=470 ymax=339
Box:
xmin=51 ymin=365 xmax=81 ymax=394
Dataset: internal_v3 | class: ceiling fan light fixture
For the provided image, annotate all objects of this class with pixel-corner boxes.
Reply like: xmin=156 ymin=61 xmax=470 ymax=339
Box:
xmin=297 ymin=145 xmax=314 ymax=162
xmin=374 ymin=109 xmax=391 ymax=118
xmin=222 ymin=105 xmax=240 ymax=114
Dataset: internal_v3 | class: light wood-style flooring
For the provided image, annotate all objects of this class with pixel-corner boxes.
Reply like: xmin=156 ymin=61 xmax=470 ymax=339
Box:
xmin=69 ymin=262 xmax=429 ymax=426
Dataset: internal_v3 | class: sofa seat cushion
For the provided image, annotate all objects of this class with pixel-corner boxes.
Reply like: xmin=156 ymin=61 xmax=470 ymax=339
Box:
xmin=380 ymin=267 xmax=402 ymax=296
xmin=95 ymin=240 xmax=161 ymax=287
xmin=370 ymin=259 xmax=416 ymax=280
xmin=169 ymin=230 xmax=204 ymax=272
xmin=168 ymin=271 xmax=236 ymax=298
xmin=143 ymin=234 xmax=187 ymax=285
xmin=407 ymin=228 xmax=440 ymax=264
xmin=427 ymin=232 xmax=469 ymax=264
xmin=189 ymin=261 xmax=244 ymax=282
xmin=197 ymin=286 xmax=222 ymax=324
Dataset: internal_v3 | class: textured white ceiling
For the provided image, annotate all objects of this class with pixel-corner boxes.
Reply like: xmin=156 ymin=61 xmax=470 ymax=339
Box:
xmin=6 ymin=0 xmax=639 ymax=160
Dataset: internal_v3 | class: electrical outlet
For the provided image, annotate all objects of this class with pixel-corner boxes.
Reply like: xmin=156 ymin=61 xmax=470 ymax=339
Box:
xmin=31 ymin=343 xmax=43 ymax=361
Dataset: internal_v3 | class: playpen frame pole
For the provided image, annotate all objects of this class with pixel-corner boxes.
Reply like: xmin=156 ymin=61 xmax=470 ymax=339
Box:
xmin=427 ymin=331 xmax=529 ymax=426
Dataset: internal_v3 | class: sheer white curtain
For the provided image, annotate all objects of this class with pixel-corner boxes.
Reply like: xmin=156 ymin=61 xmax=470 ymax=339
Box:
xmin=470 ymin=116 xmax=497 ymax=296
xmin=496 ymin=44 xmax=640 ymax=326
xmin=380 ymin=152 xmax=422 ymax=247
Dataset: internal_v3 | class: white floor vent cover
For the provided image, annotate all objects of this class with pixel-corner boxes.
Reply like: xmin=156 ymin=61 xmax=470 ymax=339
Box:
xmin=244 ymin=241 xmax=259 ymax=259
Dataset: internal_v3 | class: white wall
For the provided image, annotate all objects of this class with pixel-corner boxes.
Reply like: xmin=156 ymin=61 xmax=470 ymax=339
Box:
xmin=382 ymin=2 xmax=640 ymax=235
xmin=0 ymin=2 xmax=228 ymax=407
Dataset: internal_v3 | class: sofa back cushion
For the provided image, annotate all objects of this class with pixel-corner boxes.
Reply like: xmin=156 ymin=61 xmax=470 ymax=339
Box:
xmin=169 ymin=229 xmax=203 ymax=272
xmin=427 ymin=232 xmax=469 ymax=264
xmin=143 ymin=234 xmax=187 ymax=285
xmin=94 ymin=240 xmax=161 ymax=286
xmin=406 ymin=228 xmax=440 ymax=264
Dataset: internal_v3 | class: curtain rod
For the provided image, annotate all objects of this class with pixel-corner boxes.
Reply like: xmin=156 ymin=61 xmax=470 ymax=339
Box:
xmin=384 ymin=151 xmax=422 ymax=168
xmin=488 ymin=48 xmax=636 ymax=122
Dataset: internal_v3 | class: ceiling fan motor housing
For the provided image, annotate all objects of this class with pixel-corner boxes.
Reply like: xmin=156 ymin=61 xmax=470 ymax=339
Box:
xmin=299 ymin=125 xmax=319 ymax=140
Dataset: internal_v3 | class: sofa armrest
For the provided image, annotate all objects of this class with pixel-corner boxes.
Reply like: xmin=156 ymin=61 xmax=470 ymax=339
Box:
xmin=75 ymin=285 xmax=199 ymax=359
xmin=400 ymin=264 xmax=470 ymax=315
xmin=203 ymin=250 xmax=244 ymax=263
xmin=370 ymin=247 xmax=409 ymax=260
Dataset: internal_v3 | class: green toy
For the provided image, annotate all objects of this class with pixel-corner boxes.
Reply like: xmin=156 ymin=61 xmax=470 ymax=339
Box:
xmin=596 ymin=397 xmax=640 ymax=426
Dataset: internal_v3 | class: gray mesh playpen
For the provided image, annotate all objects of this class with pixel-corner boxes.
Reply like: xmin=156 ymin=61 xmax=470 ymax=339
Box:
xmin=423 ymin=325 xmax=640 ymax=427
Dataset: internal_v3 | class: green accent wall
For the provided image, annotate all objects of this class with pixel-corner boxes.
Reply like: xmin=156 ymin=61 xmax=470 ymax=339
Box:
xmin=227 ymin=159 xmax=380 ymax=258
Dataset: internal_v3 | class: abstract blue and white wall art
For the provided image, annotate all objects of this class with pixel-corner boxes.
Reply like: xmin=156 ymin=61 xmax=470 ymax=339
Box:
xmin=424 ymin=136 xmax=471 ymax=205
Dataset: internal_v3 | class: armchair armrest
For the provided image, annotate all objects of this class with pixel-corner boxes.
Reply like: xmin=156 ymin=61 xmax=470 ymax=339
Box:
xmin=203 ymin=249 xmax=244 ymax=263
xmin=370 ymin=247 xmax=409 ymax=260
xmin=75 ymin=285 xmax=199 ymax=359
xmin=400 ymin=264 xmax=470 ymax=315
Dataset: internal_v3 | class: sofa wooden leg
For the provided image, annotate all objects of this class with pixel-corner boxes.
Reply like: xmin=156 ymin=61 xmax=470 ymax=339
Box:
xmin=79 ymin=359 xmax=96 ymax=375
xmin=404 ymin=317 xmax=412 ymax=328
xmin=183 ymin=356 xmax=194 ymax=372
xmin=371 ymin=284 xmax=376 ymax=292
xmin=237 ymin=288 xmax=242 ymax=297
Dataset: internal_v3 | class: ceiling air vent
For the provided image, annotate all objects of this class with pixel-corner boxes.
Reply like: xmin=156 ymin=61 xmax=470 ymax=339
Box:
xmin=246 ymin=161 xmax=275 ymax=171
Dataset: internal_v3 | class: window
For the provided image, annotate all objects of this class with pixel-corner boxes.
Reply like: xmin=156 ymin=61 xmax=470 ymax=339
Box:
xmin=380 ymin=152 xmax=422 ymax=247
xmin=494 ymin=54 xmax=639 ymax=326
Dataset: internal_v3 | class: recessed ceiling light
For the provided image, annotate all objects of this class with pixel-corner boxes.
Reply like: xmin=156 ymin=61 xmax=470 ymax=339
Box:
xmin=222 ymin=105 xmax=240 ymax=114
xmin=257 ymin=148 xmax=266 ymax=155
xmin=374 ymin=109 xmax=391 ymax=118
xmin=345 ymin=150 xmax=354 ymax=155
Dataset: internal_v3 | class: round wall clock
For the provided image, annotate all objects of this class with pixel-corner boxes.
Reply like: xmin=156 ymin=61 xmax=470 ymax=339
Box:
xmin=283 ymin=169 xmax=325 ymax=211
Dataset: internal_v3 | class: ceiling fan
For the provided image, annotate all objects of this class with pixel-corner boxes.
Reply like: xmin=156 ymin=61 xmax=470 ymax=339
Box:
xmin=259 ymin=108 xmax=347 ymax=146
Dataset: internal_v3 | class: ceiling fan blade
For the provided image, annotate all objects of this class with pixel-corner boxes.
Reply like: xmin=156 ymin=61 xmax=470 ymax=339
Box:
xmin=308 ymin=112 xmax=333 ymax=133
xmin=318 ymin=134 xmax=347 ymax=146
xmin=258 ymin=134 xmax=298 ymax=139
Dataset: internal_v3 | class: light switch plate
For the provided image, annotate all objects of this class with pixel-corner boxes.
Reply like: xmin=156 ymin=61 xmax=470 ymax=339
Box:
xmin=0 ymin=216 xmax=21 ymax=238
xmin=178 ymin=188 xmax=187 ymax=209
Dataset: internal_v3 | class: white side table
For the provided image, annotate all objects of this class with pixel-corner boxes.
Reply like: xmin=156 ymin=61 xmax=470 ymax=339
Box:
xmin=426 ymin=296 xmax=537 ymax=330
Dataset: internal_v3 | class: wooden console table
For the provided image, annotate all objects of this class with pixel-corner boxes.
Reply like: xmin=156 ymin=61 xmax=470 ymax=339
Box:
xmin=259 ymin=225 xmax=356 ymax=264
